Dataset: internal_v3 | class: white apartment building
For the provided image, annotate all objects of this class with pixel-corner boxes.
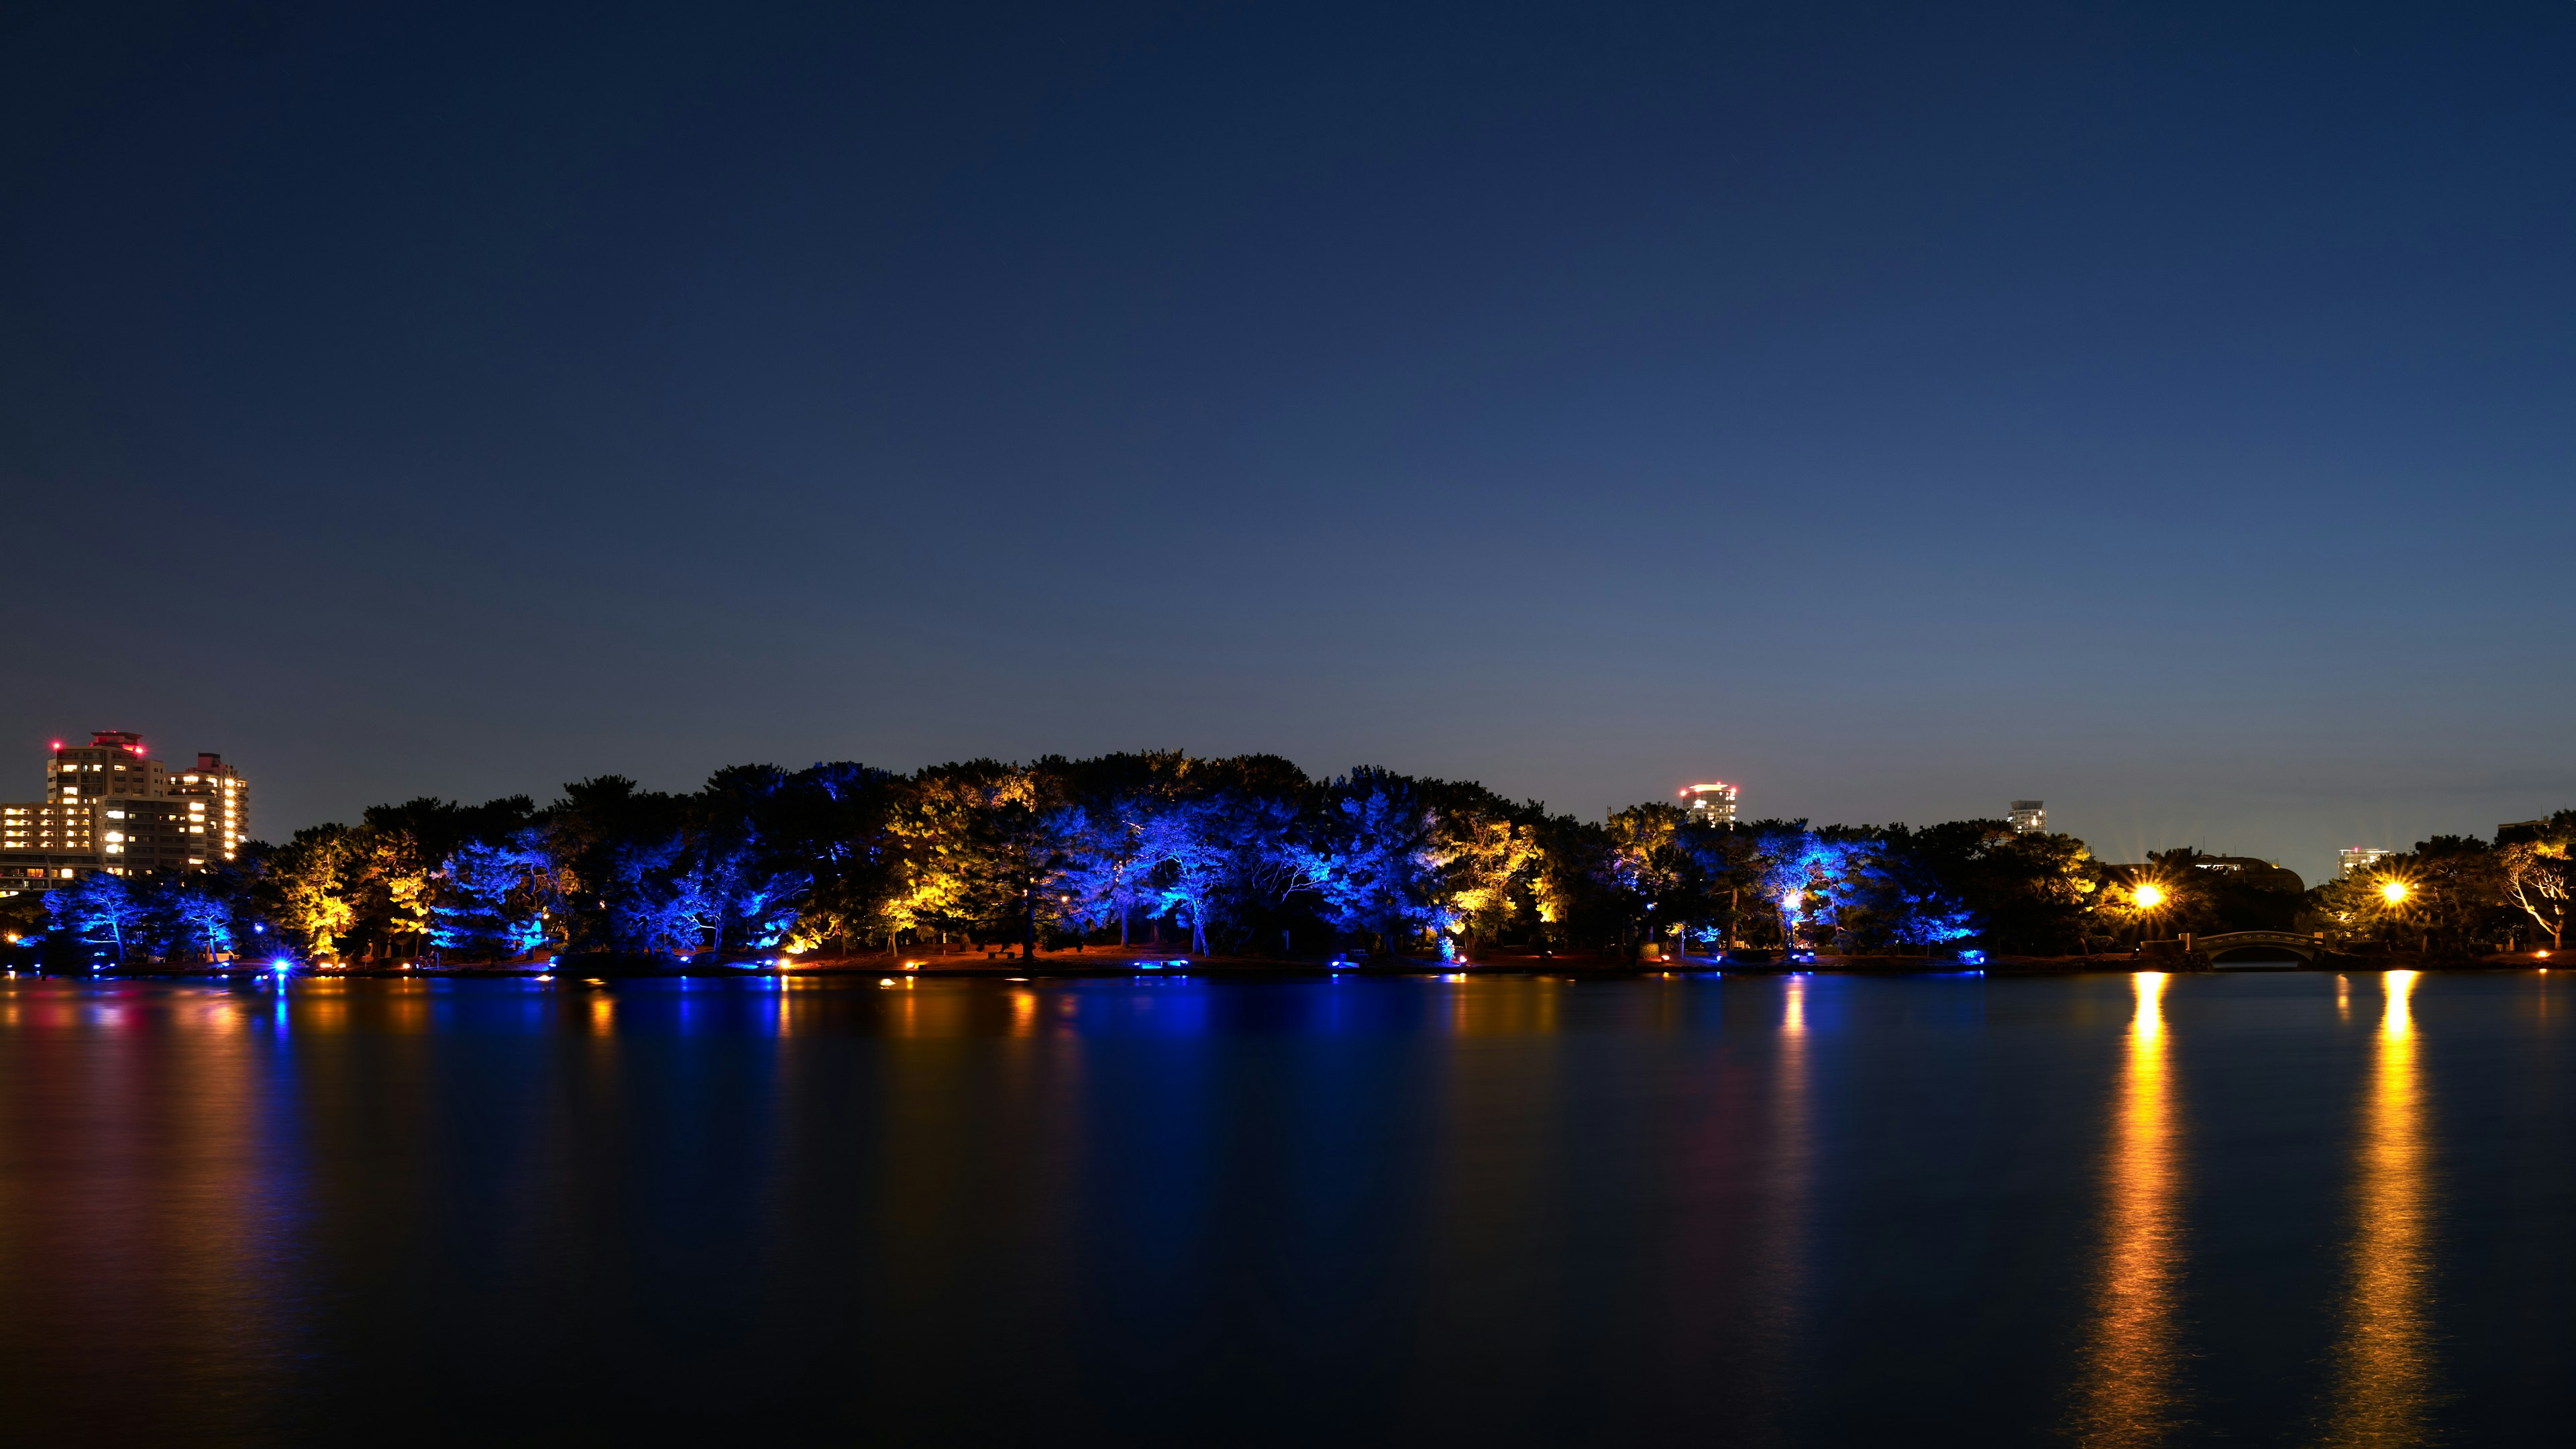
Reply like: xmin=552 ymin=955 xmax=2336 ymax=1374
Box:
xmin=0 ymin=731 xmax=252 ymax=891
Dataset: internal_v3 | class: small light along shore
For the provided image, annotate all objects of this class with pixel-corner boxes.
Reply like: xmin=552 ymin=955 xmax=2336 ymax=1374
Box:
xmin=42 ymin=943 xmax=2555 ymax=981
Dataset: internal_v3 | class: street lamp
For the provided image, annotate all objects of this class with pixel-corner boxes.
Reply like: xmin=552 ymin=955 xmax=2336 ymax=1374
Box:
xmin=2133 ymin=883 xmax=2166 ymax=911
xmin=2379 ymin=879 xmax=2411 ymax=906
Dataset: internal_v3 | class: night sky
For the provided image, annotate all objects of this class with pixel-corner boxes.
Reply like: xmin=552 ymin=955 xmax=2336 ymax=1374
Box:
xmin=5 ymin=2 xmax=2570 ymax=881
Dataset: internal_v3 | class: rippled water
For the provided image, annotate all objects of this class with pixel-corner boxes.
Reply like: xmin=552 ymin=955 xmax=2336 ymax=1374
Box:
xmin=0 ymin=971 xmax=2567 ymax=1446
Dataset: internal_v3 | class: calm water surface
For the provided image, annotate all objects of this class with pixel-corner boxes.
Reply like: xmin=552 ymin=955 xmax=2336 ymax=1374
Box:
xmin=1 ymin=971 xmax=2569 ymax=1446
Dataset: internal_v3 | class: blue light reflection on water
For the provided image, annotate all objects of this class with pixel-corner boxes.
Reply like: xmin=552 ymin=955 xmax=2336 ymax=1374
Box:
xmin=0 ymin=973 xmax=2572 ymax=1444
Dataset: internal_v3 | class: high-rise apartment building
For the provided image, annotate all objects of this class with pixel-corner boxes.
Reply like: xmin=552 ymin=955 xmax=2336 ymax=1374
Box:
xmin=2008 ymin=801 xmax=2046 ymax=835
xmin=1681 ymin=782 xmax=1739 ymax=825
xmin=168 ymin=754 xmax=252 ymax=863
xmin=2339 ymin=847 xmax=2394 ymax=878
xmin=0 ymin=731 xmax=251 ymax=892
xmin=46 ymin=730 xmax=168 ymax=807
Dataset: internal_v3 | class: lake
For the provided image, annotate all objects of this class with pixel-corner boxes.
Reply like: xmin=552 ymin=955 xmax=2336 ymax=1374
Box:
xmin=0 ymin=969 xmax=2566 ymax=1445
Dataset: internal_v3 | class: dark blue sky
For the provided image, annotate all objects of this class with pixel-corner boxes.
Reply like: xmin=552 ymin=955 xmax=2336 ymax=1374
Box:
xmin=5 ymin=1 xmax=2571 ymax=880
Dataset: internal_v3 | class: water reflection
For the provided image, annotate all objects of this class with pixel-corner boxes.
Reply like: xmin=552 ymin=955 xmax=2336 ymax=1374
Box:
xmin=0 ymin=983 xmax=306 ymax=1440
xmin=2067 ymin=972 xmax=2185 ymax=1444
xmin=0 ymin=973 xmax=2547 ymax=1445
xmin=2320 ymin=971 xmax=2436 ymax=1446
xmin=1750 ymin=974 xmax=1813 ymax=1434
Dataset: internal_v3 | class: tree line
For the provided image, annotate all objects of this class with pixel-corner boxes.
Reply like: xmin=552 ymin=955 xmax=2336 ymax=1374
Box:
xmin=9 ymin=753 xmax=2569 ymax=967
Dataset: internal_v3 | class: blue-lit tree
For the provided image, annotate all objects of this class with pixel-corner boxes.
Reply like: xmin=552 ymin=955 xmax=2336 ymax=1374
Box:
xmin=1052 ymin=803 xmax=1146 ymax=945
xmin=46 ymin=872 xmax=149 ymax=968
xmin=1293 ymin=770 xmax=1443 ymax=951
xmin=1752 ymin=825 xmax=1871 ymax=953
xmin=1129 ymin=794 xmax=1300 ymax=955
xmin=161 ymin=882 xmax=237 ymax=961
xmin=720 ymin=846 xmax=810 ymax=951
xmin=1130 ymin=802 xmax=1216 ymax=953
xmin=1851 ymin=826 xmax=1981 ymax=951
xmin=432 ymin=837 xmax=552 ymax=959
xmin=608 ymin=833 xmax=810 ymax=961
xmin=609 ymin=836 xmax=708 ymax=956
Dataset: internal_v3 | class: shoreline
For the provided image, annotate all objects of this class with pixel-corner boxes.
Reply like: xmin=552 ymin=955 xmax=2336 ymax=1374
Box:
xmin=11 ymin=947 xmax=2557 ymax=982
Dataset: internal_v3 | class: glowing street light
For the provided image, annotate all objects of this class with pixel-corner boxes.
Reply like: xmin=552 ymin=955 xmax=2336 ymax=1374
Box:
xmin=2132 ymin=883 xmax=2167 ymax=911
xmin=2379 ymin=879 xmax=2412 ymax=906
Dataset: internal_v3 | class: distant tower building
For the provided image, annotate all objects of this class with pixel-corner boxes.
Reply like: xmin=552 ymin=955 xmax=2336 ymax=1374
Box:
xmin=2008 ymin=801 xmax=2046 ymax=836
xmin=2339 ymin=847 xmax=2395 ymax=878
xmin=1680 ymin=782 xmax=1739 ymax=825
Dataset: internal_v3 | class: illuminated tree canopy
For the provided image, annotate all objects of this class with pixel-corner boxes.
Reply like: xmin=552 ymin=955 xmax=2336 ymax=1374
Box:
xmin=24 ymin=755 xmax=2571 ymax=967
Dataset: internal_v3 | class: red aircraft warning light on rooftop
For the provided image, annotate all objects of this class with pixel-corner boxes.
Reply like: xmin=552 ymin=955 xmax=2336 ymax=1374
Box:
xmin=1680 ymin=782 xmax=1739 ymax=824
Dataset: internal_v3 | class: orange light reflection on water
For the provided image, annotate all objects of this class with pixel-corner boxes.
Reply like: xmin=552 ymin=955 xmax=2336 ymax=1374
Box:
xmin=2320 ymin=970 xmax=2435 ymax=1446
xmin=1442 ymin=979 xmax=1560 ymax=1037
xmin=1748 ymin=973 xmax=1811 ymax=1429
xmin=2066 ymin=972 xmax=2182 ymax=1446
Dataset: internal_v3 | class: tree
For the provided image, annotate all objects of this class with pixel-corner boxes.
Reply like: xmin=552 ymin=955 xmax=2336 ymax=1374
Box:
xmin=373 ymin=830 xmax=435 ymax=961
xmin=609 ymin=835 xmax=712 ymax=957
xmin=1849 ymin=827 xmax=1980 ymax=951
xmin=1746 ymin=824 xmax=1864 ymax=953
xmin=270 ymin=824 xmax=360 ymax=957
xmin=608 ymin=832 xmax=809 ymax=961
xmin=1525 ymin=810 xmax=1619 ymax=949
xmin=156 ymin=878 xmax=239 ymax=962
xmin=877 ymin=766 xmax=991 ymax=950
xmin=1433 ymin=807 xmax=1538 ymax=959
xmin=352 ymin=796 xmax=536 ymax=961
xmin=2496 ymin=812 xmax=2573 ymax=951
xmin=2308 ymin=835 xmax=2503 ymax=957
xmin=1977 ymin=829 xmax=2103 ymax=953
xmin=763 ymin=763 xmax=901 ymax=954
xmin=1130 ymin=798 xmax=1234 ymax=954
xmin=1597 ymin=804 xmax=1678 ymax=951
xmin=46 ymin=873 xmax=150 ymax=967
xmin=1053 ymin=803 xmax=1148 ymax=945
xmin=2096 ymin=852 xmax=2212 ymax=944
xmin=546 ymin=775 xmax=684 ymax=953
xmin=1294 ymin=769 xmax=1444 ymax=953
xmin=432 ymin=838 xmax=553 ymax=958
xmin=956 ymin=763 xmax=1077 ymax=959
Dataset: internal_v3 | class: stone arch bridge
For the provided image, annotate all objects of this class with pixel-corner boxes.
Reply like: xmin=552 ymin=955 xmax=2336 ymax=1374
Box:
xmin=2197 ymin=930 xmax=2328 ymax=967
